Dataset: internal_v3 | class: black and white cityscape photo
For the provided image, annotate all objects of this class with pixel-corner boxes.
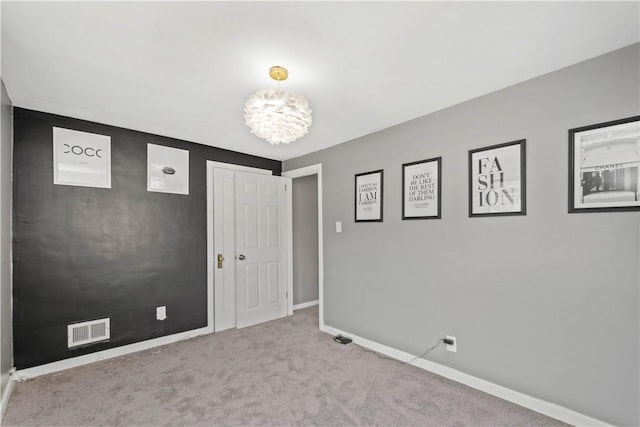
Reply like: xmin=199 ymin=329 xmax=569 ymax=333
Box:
xmin=571 ymin=117 xmax=640 ymax=211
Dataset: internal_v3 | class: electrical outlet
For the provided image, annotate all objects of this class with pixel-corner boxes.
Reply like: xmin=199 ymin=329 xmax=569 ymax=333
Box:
xmin=156 ymin=306 xmax=167 ymax=321
xmin=446 ymin=335 xmax=457 ymax=352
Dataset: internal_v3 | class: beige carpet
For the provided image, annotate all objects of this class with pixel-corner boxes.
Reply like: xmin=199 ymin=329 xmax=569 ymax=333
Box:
xmin=4 ymin=306 xmax=568 ymax=426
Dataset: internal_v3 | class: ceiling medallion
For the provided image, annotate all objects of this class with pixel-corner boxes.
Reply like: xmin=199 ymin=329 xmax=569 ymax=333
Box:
xmin=244 ymin=66 xmax=312 ymax=145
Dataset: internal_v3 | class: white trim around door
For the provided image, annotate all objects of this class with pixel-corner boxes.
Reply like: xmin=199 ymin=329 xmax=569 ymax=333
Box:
xmin=282 ymin=164 xmax=324 ymax=330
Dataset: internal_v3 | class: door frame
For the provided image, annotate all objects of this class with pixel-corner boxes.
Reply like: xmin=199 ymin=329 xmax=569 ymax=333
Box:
xmin=282 ymin=164 xmax=324 ymax=329
xmin=206 ymin=161 xmax=273 ymax=331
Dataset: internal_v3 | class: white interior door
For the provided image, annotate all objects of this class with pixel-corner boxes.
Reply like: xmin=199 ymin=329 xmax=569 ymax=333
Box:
xmin=235 ymin=173 xmax=288 ymax=328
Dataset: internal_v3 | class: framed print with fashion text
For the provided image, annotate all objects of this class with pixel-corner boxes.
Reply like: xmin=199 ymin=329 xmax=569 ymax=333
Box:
xmin=569 ymin=116 xmax=640 ymax=213
xmin=355 ymin=169 xmax=383 ymax=222
xmin=402 ymin=157 xmax=441 ymax=219
xmin=469 ymin=139 xmax=526 ymax=217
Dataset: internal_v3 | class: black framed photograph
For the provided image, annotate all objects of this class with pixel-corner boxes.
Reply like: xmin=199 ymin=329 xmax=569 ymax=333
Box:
xmin=402 ymin=157 xmax=441 ymax=220
xmin=569 ymin=116 xmax=640 ymax=213
xmin=355 ymin=169 xmax=383 ymax=222
xmin=469 ymin=139 xmax=526 ymax=217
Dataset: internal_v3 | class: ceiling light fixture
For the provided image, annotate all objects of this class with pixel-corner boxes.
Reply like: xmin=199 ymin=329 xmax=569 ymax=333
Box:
xmin=244 ymin=66 xmax=312 ymax=145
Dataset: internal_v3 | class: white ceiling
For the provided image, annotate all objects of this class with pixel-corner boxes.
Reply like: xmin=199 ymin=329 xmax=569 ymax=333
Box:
xmin=2 ymin=2 xmax=639 ymax=161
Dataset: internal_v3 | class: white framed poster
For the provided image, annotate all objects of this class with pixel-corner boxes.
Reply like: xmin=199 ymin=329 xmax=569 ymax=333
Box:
xmin=402 ymin=157 xmax=441 ymax=220
xmin=53 ymin=127 xmax=111 ymax=188
xmin=355 ymin=169 xmax=383 ymax=222
xmin=569 ymin=116 xmax=640 ymax=213
xmin=147 ymin=143 xmax=189 ymax=195
xmin=469 ymin=139 xmax=526 ymax=217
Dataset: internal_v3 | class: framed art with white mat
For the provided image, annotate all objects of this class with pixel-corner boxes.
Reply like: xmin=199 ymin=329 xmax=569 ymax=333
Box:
xmin=469 ymin=139 xmax=526 ymax=217
xmin=568 ymin=116 xmax=640 ymax=213
xmin=355 ymin=169 xmax=383 ymax=222
xmin=402 ymin=157 xmax=441 ymax=220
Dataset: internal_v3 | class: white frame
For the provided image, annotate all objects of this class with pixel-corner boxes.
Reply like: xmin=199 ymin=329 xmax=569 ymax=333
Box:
xmin=53 ymin=127 xmax=111 ymax=188
xmin=147 ymin=143 xmax=189 ymax=195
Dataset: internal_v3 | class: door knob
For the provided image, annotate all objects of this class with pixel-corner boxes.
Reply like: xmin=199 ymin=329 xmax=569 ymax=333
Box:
xmin=217 ymin=253 xmax=224 ymax=269
xmin=237 ymin=254 xmax=246 ymax=260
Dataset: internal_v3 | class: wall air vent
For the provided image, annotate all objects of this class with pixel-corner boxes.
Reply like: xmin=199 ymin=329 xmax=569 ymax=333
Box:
xmin=67 ymin=318 xmax=110 ymax=348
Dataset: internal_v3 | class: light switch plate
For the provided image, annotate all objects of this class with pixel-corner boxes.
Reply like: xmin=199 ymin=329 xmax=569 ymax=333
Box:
xmin=336 ymin=221 xmax=342 ymax=233
xmin=156 ymin=306 xmax=167 ymax=320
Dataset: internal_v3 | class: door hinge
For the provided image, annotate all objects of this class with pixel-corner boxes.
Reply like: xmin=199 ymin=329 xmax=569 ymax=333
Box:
xmin=285 ymin=184 xmax=287 ymax=191
xmin=286 ymin=291 xmax=288 ymax=298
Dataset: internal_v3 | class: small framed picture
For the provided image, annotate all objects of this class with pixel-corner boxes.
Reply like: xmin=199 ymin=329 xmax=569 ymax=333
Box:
xmin=53 ymin=127 xmax=111 ymax=189
xmin=469 ymin=139 xmax=526 ymax=217
xmin=355 ymin=169 xmax=383 ymax=222
xmin=147 ymin=143 xmax=189 ymax=195
xmin=569 ymin=116 xmax=640 ymax=213
xmin=402 ymin=157 xmax=441 ymax=220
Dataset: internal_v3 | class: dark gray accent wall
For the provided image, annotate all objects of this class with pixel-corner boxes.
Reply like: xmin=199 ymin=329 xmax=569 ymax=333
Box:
xmin=13 ymin=108 xmax=281 ymax=369
xmin=283 ymin=44 xmax=640 ymax=426
xmin=1 ymin=81 xmax=13 ymax=397
xmin=292 ymin=174 xmax=319 ymax=305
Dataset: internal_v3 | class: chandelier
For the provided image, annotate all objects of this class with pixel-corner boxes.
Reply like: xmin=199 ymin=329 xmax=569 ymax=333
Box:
xmin=244 ymin=66 xmax=312 ymax=145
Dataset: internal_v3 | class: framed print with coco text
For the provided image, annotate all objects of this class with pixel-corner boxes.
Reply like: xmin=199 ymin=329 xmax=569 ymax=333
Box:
xmin=402 ymin=157 xmax=441 ymax=219
xmin=53 ymin=127 xmax=111 ymax=188
xmin=569 ymin=116 xmax=640 ymax=213
xmin=469 ymin=139 xmax=526 ymax=217
xmin=355 ymin=169 xmax=383 ymax=222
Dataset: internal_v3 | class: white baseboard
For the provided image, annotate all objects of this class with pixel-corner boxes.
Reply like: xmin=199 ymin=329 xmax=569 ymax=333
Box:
xmin=16 ymin=326 xmax=212 ymax=380
xmin=1 ymin=368 xmax=16 ymax=422
xmin=320 ymin=324 xmax=610 ymax=427
xmin=293 ymin=300 xmax=319 ymax=311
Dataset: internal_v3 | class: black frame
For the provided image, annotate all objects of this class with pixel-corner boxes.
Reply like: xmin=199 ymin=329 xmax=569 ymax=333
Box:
xmin=468 ymin=139 xmax=526 ymax=217
xmin=402 ymin=157 xmax=442 ymax=220
xmin=355 ymin=169 xmax=384 ymax=222
xmin=568 ymin=116 xmax=640 ymax=213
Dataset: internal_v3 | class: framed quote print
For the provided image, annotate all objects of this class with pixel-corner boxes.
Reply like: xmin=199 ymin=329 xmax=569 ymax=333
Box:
xmin=355 ymin=169 xmax=383 ymax=222
xmin=402 ymin=157 xmax=441 ymax=219
xmin=568 ymin=116 xmax=640 ymax=213
xmin=469 ymin=139 xmax=526 ymax=217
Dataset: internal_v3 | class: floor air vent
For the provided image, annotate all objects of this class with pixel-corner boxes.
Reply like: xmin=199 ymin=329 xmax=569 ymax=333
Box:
xmin=68 ymin=318 xmax=110 ymax=348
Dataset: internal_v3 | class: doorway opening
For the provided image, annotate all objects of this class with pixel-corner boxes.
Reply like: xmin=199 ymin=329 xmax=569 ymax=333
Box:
xmin=283 ymin=164 xmax=324 ymax=329
xmin=292 ymin=175 xmax=319 ymax=309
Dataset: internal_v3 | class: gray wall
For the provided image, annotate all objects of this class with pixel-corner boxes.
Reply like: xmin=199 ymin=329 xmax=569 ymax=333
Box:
xmin=1 ymin=80 xmax=13 ymax=399
xmin=292 ymin=175 xmax=319 ymax=305
xmin=284 ymin=44 xmax=640 ymax=426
